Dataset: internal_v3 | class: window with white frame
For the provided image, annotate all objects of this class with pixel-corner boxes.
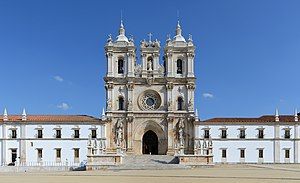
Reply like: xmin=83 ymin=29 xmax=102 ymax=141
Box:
xmin=221 ymin=149 xmax=227 ymax=158
xmin=239 ymin=129 xmax=246 ymax=139
xmin=285 ymin=149 xmax=290 ymax=159
xmin=55 ymin=148 xmax=61 ymax=159
xmin=91 ymin=129 xmax=97 ymax=139
xmin=204 ymin=129 xmax=210 ymax=139
xmin=11 ymin=129 xmax=17 ymax=139
xmin=221 ymin=129 xmax=227 ymax=139
xmin=258 ymin=149 xmax=264 ymax=158
xmin=240 ymin=149 xmax=245 ymax=158
xmin=284 ymin=129 xmax=291 ymax=139
xmin=258 ymin=129 xmax=264 ymax=139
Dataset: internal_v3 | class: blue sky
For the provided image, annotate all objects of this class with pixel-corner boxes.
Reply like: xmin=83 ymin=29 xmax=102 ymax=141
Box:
xmin=0 ymin=0 xmax=299 ymax=119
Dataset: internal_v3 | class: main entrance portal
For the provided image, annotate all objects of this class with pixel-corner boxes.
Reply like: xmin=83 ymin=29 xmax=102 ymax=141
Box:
xmin=142 ymin=130 xmax=158 ymax=155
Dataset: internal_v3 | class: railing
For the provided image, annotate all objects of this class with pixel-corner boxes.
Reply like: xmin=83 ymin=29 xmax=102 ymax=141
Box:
xmin=1 ymin=161 xmax=80 ymax=167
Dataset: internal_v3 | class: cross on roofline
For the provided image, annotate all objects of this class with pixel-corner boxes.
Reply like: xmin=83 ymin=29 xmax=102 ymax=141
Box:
xmin=148 ymin=33 xmax=152 ymax=42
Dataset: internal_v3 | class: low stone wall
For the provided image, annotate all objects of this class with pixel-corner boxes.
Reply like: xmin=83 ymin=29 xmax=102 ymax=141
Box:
xmin=176 ymin=155 xmax=214 ymax=166
xmin=86 ymin=154 xmax=123 ymax=170
xmin=0 ymin=166 xmax=71 ymax=172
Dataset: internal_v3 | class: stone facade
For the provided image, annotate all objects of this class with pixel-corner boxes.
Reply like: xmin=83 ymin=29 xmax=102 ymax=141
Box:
xmin=102 ymin=21 xmax=196 ymax=155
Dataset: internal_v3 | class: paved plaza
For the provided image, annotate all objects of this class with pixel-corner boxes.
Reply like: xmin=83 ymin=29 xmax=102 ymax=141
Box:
xmin=0 ymin=164 xmax=300 ymax=183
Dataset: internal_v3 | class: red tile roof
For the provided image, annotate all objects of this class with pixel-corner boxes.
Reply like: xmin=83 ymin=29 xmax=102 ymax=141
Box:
xmin=202 ymin=115 xmax=297 ymax=123
xmin=0 ymin=115 xmax=101 ymax=123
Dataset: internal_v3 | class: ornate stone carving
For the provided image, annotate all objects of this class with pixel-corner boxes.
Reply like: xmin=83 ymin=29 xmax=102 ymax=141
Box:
xmin=166 ymin=82 xmax=173 ymax=90
xmin=187 ymin=83 xmax=195 ymax=90
xmin=106 ymin=52 xmax=113 ymax=57
xmin=105 ymin=83 xmax=114 ymax=90
xmin=187 ymin=52 xmax=195 ymax=58
xmin=126 ymin=83 xmax=134 ymax=90
xmin=127 ymin=98 xmax=133 ymax=111
xmin=106 ymin=99 xmax=112 ymax=111
xmin=146 ymin=77 xmax=154 ymax=85
xmin=138 ymin=90 xmax=161 ymax=111
xmin=188 ymin=98 xmax=194 ymax=111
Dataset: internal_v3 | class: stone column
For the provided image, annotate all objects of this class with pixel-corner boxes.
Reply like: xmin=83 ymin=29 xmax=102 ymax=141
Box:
xmin=106 ymin=52 xmax=113 ymax=77
xmin=187 ymin=83 xmax=195 ymax=112
xmin=166 ymin=82 xmax=173 ymax=111
xmin=127 ymin=52 xmax=135 ymax=77
xmin=126 ymin=117 xmax=133 ymax=153
xmin=294 ymin=123 xmax=299 ymax=163
xmin=105 ymin=83 xmax=113 ymax=111
xmin=141 ymin=53 xmax=147 ymax=77
xmin=167 ymin=118 xmax=174 ymax=155
xmin=187 ymin=52 xmax=195 ymax=78
xmin=153 ymin=53 xmax=159 ymax=75
xmin=274 ymin=124 xmax=280 ymax=163
xmin=166 ymin=53 xmax=173 ymax=77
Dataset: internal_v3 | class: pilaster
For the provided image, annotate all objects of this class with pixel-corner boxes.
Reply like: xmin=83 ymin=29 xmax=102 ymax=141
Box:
xmin=274 ymin=123 xmax=280 ymax=163
xmin=294 ymin=123 xmax=299 ymax=163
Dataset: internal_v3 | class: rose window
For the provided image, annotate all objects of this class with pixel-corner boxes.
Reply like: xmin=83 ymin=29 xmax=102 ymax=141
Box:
xmin=139 ymin=90 xmax=161 ymax=110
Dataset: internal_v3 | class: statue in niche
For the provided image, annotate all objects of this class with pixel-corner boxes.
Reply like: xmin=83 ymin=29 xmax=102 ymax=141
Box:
xmin=116 ymin=119 xmax=124 ymax=147
xmin=147 ymin=58 xmax=153 ymax=71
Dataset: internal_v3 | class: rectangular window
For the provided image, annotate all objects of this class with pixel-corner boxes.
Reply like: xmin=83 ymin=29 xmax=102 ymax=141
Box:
xmin=240 ymin=149 xmax=245 ymax=158
xmin=221 ymin=130 xmax=227 ymax=139
xmin=258 ymin=129 xmax=264 ymax=139
xmin=56 ymin=148 xmax=61 ymax=158
xmin=222 ymin=149 xmax=227 ymax=158
xmin=37 ymin=130 xmax=43 ymax=138
xmin=240 ymin=129 xmax=246 ymax=139
xmin=74 ymin=130 xmax=80 ymax=138
xmin=285 ymin=149 xmax=290 ymax=159
xmin=11 ymin=130 xmax=17 ymax=138
xmin=259 ymin=149 xmax=263 ymax=158
xmin=91 ymin=130 xmax=97 ymax=139
xmin=204 ymin=130 xmax=210 ymax=139
xmin=74 ymin=149 xmax=79 ymax=158
xmin=37 ymin=149 xmax=43 ymax=158
xmin=284 ymin=130 xmax=290 ymax=139
xmin=56 ymin=130 xmax=61 ymax=138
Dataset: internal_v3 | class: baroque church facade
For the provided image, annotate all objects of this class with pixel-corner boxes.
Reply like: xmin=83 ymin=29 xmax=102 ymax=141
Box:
xmin=103 ymin=20 xmax=196 ymax=155
xmin=0 ymin=21 xmax=299 ymax=167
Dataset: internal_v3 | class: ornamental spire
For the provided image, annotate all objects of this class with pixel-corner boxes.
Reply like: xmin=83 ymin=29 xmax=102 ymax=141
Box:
xmin=295 ymin=108 xmax=298 ymax=122
xmin=22 ymin=108 xmax=27 ymax=121
xmin=3 ymin=108 xmax=8 ymax=121
xmin=275 ymin=108 xmax=279 ymax=122
xmin=116 ymin=15 xmax=129 ymax=42
xmin=173 ymin=20 xmax=186 ymax=42
xmin=195 ymin=108 xmax=199 ymax=121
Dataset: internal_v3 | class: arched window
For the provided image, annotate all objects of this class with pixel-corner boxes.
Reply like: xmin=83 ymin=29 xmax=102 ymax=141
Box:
xmin=177 ymin=59 xmax=183 ymax=74
xmin=177 ymin=97 xmax=183 ymax=110
xmin=118 ymin=59 xmax=124 ymax=74
xmin=118 ymin=97 xmax=124 ymax=110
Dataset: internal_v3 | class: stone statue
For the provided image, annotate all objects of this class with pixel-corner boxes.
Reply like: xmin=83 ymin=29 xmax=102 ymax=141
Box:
xmin=178 ymin=119 xmax=185 ymax=148
xmin=147 ymin=59 xmax=153 ymax=71
xmin=116 ymin=119 xmax=123 ymax=147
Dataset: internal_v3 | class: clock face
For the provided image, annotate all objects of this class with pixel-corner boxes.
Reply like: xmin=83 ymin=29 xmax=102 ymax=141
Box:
xmin=138 ymin=90 xmax=161 ymax=110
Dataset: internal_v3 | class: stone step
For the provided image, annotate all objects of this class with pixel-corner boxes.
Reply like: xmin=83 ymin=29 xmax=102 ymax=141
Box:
xmin=123 ymin=155 xmax=178 ymax=165
xmin=108 ymin=155 xmax=189 ymax=170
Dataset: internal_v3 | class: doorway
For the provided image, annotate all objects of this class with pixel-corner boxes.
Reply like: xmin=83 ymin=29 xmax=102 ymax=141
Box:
xmin=142 ymin=130 xmax=158 ymax=155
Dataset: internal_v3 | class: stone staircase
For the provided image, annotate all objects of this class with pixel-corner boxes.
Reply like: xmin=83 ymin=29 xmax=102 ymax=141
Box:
xmin=109 ymin=155 xmax=190 ymax=170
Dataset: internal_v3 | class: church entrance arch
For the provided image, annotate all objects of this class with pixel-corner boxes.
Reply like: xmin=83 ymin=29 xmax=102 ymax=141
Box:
xmin=142 ymin=130 xmax=158 ymax=154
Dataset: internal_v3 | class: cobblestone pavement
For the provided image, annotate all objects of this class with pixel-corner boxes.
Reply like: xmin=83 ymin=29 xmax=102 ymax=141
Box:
xmin=0 ymin=164 xmax=300 ymax=183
